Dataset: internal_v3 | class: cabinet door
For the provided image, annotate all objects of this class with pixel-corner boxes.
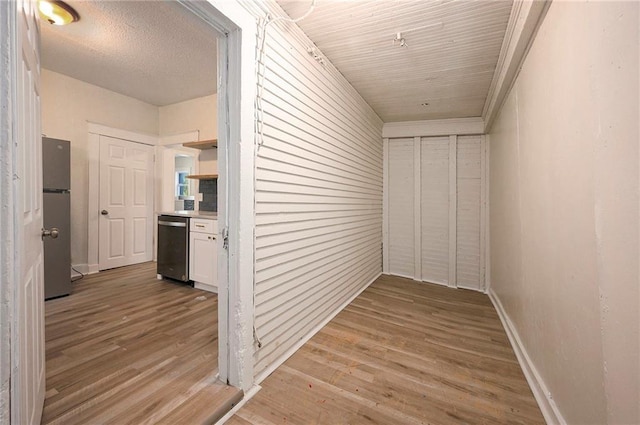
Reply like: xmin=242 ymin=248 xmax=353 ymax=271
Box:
xmin=189 ymin=232 xmax=216 ymax=285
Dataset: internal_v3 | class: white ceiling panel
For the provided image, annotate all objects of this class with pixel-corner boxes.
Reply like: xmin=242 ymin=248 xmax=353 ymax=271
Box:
xmin=277 ymin=0 xmax=513 ymax=122
xmin=41 ymin=0 xmax=219 ymax=106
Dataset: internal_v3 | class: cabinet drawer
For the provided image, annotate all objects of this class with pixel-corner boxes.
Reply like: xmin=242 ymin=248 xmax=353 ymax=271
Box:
xmin=190 ymin=218 xmax=217 ymax=234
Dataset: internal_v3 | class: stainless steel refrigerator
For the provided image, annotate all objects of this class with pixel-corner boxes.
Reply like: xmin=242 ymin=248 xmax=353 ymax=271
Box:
xmin=43 ymin=137 xmax=72 ymax=299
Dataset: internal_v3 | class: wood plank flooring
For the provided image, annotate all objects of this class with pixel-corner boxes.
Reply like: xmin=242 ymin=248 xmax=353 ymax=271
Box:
xmin=227 ymin=274 xmax=544 ymax=425
xmin=43 ymin=262 xmax=242 ymax=424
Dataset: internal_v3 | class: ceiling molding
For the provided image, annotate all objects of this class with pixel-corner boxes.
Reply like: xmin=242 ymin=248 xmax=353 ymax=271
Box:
xmin=382 ymin=117 xmax=485 ymax=138
xmin=481 ymin=0 xmax=552 ymax=133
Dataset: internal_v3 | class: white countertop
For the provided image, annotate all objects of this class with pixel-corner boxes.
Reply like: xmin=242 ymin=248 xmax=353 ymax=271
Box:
xmin=158 ymin=210 xmax=217 ymax=219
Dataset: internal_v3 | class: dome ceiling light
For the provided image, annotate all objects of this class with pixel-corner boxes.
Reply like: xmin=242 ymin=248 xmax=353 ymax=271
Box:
xmin=38 ymin=0 xmax=80 ymax=25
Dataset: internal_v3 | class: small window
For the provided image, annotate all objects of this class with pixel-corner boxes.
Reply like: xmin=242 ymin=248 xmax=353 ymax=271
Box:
xmin=176 ymin=171 xmax=190 ymax=197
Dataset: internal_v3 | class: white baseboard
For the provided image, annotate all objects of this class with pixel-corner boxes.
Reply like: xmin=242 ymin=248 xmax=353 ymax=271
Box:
xmin=71 ymin=263 xmax=99 ymax=276
xmin=194 ymin=282 xmax=218 ymax=293
xmin=215 ymin=384 xmax=261 ymax=424
xmin=488 ymin=289 xmax=566 ymax=425
xmin=87 ymin=263 xmax=100 ymax=274
xmin=253 ymin=272 xmax=382 ymax=385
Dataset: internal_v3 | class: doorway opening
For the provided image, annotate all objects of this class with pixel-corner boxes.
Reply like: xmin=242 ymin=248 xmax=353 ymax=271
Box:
xmin=2 ymin=0 xmax=251 ymax=421
xmin=38 ymin=2 xmax=242 ymax=423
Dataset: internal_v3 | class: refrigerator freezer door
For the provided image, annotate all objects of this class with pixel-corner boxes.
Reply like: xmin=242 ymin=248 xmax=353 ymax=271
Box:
xmin=44 ymin=192 xmax=71 ymax=299
xmin=43 ymin=137 xmax=70 ymax=191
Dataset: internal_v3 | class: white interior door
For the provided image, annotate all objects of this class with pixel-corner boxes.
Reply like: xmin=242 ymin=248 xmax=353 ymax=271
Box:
xmin=14 ymin=0 xmax=46 ymax=423
xmin=99 ymin=136 xmax=154 ymax=270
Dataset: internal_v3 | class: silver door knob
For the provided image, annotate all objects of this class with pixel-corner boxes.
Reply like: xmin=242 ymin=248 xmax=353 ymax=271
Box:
xmin=101 ymin=210 xmax=109 ymax=215
xmin=42 ymin=227 xmax=59 ymax=239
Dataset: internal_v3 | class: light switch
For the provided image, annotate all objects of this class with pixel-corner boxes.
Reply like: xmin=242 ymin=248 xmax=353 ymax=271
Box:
xmin=197 ymin=193 xmax=203 ymax=201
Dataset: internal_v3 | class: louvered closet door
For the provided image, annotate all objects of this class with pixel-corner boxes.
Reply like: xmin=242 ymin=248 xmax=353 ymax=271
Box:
xmin=420 ymin=137 xmax=450 ymax=285
xmin=388 ymin=138 xmax=415 ymax=278
xmin=456 ymin=136 xmax=483 ymax=290
xmin=386 ymin=135 xmax=485 ymax=291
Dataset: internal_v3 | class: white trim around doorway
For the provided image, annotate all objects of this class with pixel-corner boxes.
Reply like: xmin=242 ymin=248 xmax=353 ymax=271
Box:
xmin=175 ymin=0 xmax=257 ymax=391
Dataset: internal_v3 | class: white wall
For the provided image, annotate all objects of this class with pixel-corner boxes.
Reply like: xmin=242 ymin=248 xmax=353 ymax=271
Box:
xmin=489 ymin=2 xmax=639 ymax=424
xmin=159 ymin=94 xmax=218 ymax=174
xmin=41 ymin=70 xmax=159 ymax=268
xmin=236 ymin=0 xmax=384 ymax=380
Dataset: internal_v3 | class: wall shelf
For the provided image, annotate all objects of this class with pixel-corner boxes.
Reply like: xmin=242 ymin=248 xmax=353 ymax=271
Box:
xmin=186 ymin=174 xmax=218 ymax=180
xmin=182 ymin=139 xmax=217 ymax=149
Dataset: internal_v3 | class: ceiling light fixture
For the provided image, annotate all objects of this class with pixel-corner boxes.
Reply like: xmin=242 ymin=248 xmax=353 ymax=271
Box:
xmin=38 ymin=0 xmax=79 ymax=25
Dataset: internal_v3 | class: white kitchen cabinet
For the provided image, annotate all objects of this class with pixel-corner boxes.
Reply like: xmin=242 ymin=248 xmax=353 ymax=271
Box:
xmin=189 ymin=218 xmax=217 ymax=293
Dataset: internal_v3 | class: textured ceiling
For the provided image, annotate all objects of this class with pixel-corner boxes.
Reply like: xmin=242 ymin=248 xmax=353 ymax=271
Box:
xmin=41 ymin=0 xmax=513 ymax=119
xmin=41 ymin=0 xmax=219 ymax=106
xmin=277 ymin=0 xmax=513 ymax=122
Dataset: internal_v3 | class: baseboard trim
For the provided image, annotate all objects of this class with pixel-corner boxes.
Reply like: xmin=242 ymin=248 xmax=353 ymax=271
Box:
xmin=194 ymin=282 xmax=218 ymax=294
xmin=87 ymin=264 xmax=100 ymax=275
xmin=71 ymin=263 xmax=99 ymax=276
xmin=253 ymin=272 xmax=382 ymax=385
xmin=488 ymin=289 xmax=566 ymax=425
xmin=215 ymin=384 xmax=261 ymax=424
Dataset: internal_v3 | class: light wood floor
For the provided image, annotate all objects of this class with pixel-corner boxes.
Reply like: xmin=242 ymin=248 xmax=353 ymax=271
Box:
xmin=43 ymin=262 xmax=242 ymax=425
xmin=228 ymin=274 xmax=545 ymax=425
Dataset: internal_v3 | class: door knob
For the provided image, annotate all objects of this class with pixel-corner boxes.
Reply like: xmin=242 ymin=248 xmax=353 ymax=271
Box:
xmin=42 ymin=227 xmax=59 ymax=239
xmin=101 ymin=210 xmax=109 ymax=215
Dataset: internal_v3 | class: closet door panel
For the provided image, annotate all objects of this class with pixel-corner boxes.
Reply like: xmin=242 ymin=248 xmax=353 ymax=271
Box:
xmin=388 ymin=138 xmax=415 ymax=277
xmin=420 ymin=137 xmax=450 ymax=285
xmin=456 ymin=135 xmax=482 ymax=290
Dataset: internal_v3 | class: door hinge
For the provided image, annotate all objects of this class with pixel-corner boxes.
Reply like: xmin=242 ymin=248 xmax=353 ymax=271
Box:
xmin=222 ymin=227 xmax=229 ymax=250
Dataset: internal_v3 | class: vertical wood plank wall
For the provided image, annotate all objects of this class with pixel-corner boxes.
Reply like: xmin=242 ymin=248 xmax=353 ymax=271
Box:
xmin=386 ymin=135 xmax=485 ymax=291
xmin=242 ymin=0 xmax=384 ymax=380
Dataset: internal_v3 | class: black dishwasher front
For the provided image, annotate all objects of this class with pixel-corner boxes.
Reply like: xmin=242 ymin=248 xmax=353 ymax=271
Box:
xmin=157 ymin=215 xmax=190 ymax=282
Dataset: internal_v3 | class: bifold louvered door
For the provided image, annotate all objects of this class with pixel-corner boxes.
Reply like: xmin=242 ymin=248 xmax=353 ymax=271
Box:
xmin=386 ymin=135 xmax=485 ymax=291
xmin=421 ymin=137 xmax=450 ymax=285
xmin=456 ymin=136 xmax=483 ymax=290
xmin=388 ymin=138 xmax=415 ymax=278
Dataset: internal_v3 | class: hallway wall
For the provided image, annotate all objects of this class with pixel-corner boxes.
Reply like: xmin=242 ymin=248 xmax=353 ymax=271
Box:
xmin=488 ymin=2 xmax=639 ymax=423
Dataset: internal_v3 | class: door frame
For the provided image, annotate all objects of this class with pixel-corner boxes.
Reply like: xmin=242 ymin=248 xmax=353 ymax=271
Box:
xmin=175 ymin=0 xmax=257 ymax=390
xmin=0 ymin=1 xmax=19 ymax=421
xmin=87 ymin=123 xmax=158 ymax=274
